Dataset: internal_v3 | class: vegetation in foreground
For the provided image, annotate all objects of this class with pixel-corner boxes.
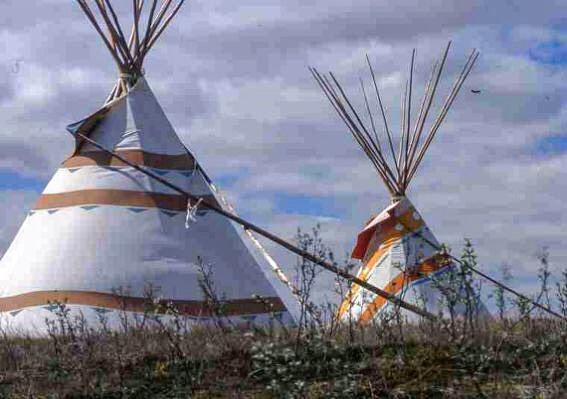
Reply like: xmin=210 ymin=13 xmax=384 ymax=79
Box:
xmin=0 ymin=230 xmax=565 ymax=398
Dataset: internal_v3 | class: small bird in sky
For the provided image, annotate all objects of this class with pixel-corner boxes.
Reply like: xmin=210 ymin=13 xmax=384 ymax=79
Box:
xmin=12 ymin=59 xmax=23 ymax=74
xmin=471 ymin=89 xmax=481 ymax=94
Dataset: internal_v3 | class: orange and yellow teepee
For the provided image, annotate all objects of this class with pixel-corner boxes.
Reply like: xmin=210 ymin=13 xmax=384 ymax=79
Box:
xmin=312 ymin=44 xmax=487 ymax=321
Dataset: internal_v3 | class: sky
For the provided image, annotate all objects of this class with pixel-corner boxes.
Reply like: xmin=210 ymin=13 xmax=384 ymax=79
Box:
xmin=0 ymin=0 xmax=566 ymax=309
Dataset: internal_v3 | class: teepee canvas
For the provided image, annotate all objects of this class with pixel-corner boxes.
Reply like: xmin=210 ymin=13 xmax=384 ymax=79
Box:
xmin=311 ymin=44 xmax=488 ymax=322
xmin=0 ymin=0 xmax=291 ymax=333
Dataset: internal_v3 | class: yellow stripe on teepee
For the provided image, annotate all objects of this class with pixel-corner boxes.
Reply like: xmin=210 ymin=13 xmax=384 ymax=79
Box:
xmin=337 ymin=208 xmax=424 ymax=318
xmin=359 ymin=255 xmax=446 ymax=323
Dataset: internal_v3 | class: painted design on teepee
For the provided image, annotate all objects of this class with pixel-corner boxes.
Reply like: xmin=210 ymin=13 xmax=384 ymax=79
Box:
xmin=311 ymin=43 xmax=488 ymax=321
xmin=35 ymin=189 xmax=220 ymax=212
xmin=273 ymin=312 xmax=285 ymax=321
xmin=195 ymin=208 xmax=209 ymax=217
xmin=43 ymin=304 xmax=60 ymax=313
xmin=92 ymin=307 xmax=112 ymax=315
xmin=127 ymin=207 xmax=149 ymax=213
xmin=153 ymin=170 xmax=170 ymax=176
xmin=338 ymin=198 xmax=454 ymax=321
xmin=241 ymin=315 xmax=257 ymax=324
xmin=0 ymin=1 xmax=291 ymax=334
xmin=160 ymin=210 xmax=179 ymax=218
xmin=81 ymin=205 xmax=100 ymax=211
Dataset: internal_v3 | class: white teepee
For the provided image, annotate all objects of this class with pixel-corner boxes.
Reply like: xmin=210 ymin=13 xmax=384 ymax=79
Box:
xmin=311 ymin=44 xmax=489 ymax=322
xmin=0 ymin=0 xmax=292 ymax=334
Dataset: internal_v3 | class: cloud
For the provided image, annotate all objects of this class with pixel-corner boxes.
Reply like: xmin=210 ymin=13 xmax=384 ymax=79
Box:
xmin=0 ymin=190 xmax=37 ymax=259
xmin=0 ymin=0 xmax=566 ymax=308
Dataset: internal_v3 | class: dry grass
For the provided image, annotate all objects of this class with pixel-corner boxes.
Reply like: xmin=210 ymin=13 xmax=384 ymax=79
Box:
xmin=0 ymin=312 xmax=564 ymax=398
xmin=0 ymin=233 xmax=565 ymax=398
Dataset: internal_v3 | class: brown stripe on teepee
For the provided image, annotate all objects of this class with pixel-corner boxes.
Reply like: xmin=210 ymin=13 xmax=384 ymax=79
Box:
xmin=63 ymin=150 xmax=195 ymax=170
xmin=34 ymin=189 xmax=219 ymax=211
xmin=0 ymin=290 xmax=287 ymax=316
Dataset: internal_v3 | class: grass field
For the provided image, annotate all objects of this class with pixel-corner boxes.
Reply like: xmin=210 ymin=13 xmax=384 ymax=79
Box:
xmin=0 ymin=234 xmax=565 ymax=398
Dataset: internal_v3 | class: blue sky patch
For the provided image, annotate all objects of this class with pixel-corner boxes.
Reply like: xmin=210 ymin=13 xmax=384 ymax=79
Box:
xmin=0 ymin=169 xmax=45 ymax=191
xmin=213 ymin=174 xmax=239 ymax=189
xmin=528 ymin=39 xmax=567 ymax=65
xmin=274 ymin=194 xmax=339 ymax=218
xmin=534 ymin=135 xmax=567 ymax=156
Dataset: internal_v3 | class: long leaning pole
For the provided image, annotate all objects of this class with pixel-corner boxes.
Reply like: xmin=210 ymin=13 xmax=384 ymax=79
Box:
xmin=74 ymin=132 xmax=437 ymax=321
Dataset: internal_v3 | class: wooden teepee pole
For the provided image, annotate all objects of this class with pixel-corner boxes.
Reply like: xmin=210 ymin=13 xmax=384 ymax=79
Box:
xmin=310 ymin=68 xmax=397 ymax=194
xmin=366 ymin=55 xmax=400 ymax=181
xmin=142 ymin=0 xmax=185 ymax=57
xmin=100 ymin=0 xmax=137 ymax=69
xmin=397 ymin=80 xmax=408 ymax=186
xmin=405 ymin=42 xmax=451 ymax=179
xmin=327 ymin=72 xmax=399 ymax=185
xmin=143 ymin=0 xmax=159 ymax=46
xmin=323 ymin=83 xmax=398 ymax=193
xmin=404 ymin=60 xmax=438 ymax=178
xmin=401 ymin=50 xmax=415 ymax=190
xmin=312 ymin=43 xmax=479 ymax=197
xmin=132 ymin=0 xmax=142 ymax=55
xmin=408 ymin=49 xmax=479 ymax=182
xmin=75 ymin=0 xmax=126 ymax=71
xmin=74 ymin=131 xmax=437 ymax=321
xmin=359 ymin=78 xmax=382 ymax=153
xmin=139 ymin=0 xmax=173 ymax=54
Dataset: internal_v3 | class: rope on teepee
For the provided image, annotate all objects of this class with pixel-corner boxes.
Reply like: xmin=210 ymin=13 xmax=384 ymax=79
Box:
xmin=185 ymin=197 xmax=203 ymax=229
xmin=210 ymin=182 xmax=322 ymax=324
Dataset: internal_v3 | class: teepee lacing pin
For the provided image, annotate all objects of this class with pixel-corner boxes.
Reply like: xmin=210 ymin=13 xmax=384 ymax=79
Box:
xmin=185 ymin=197 xmax=203 ymax=229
